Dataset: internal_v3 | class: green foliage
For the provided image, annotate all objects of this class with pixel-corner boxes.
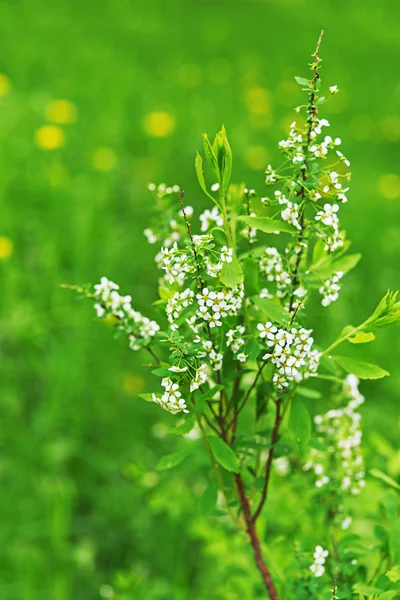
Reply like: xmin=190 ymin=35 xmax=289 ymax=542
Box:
xmin=208 ymin=437 xmax=240 ymax=473
xmin=1 ymin=4 xmax=400 ymax=600
xmin=332 ymin=355 xmax=390 ymax=379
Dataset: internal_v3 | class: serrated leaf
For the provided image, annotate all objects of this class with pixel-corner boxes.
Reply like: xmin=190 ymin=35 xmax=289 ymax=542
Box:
xmin=156 ymin=450 xmax=189 ymax=471
xmin=251 ymin=296 xmax=288 ymax=326
xmin=220 ymin=252 xmax=244 ymax=288
xmin=208 ymin=437 xmax=240 ymax=473
xmin=237 ymin=216 xmax=296 ymax=235
xmin=294 ymin=76 xmax=310 ymax=87
xmin=370 ymin=469 xmax=400 ymax=492
xmin=332 ymin=355 xmax=389 ymax=379
xmin=169 ymin=417 xmax=196 ymax=435
xmin=199 ymin=483 xmax=218 ymax=515
xmin=289 ymin=400 xmax=311 ymax=445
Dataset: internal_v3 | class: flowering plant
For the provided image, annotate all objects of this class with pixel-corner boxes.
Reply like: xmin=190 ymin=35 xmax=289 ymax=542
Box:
xmin=66 ymin=33 xmax=400 ymax=599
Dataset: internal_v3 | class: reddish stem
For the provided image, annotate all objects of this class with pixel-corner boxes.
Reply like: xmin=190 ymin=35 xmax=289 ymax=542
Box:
xmin=235 ymin=474 xmax=279 ymax=600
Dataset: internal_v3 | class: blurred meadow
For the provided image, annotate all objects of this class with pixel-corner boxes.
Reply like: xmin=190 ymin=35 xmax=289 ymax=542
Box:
xmin=0 ymin=0 xmax=400 ymax=598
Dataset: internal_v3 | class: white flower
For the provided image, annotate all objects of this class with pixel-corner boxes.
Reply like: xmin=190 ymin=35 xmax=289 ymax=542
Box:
xmin=199 ymin=206 xmax=224 ymax=232
xmin=309 ymin=545 xmax=329 ymax=578
xmin=281 ymin=201 xmax=302 ymax=230
xmin=265 ymin=164 xmax=277 ymax=184
xmin=220 ymin=246 xmax=233 ymax=263
xmin=190 ymin=364 xmax=208 ymax=391
xmin=329 ymin=85 xmax=339 ymax=94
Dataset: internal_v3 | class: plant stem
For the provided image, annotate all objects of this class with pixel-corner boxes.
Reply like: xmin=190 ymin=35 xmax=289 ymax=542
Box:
xmin=252 ymin=399 xmax=282 ymax=522
xmin=288 ymin=30 xmax=323 ymax=313
xmin=235 ymin=473 xmax=279 ymax=599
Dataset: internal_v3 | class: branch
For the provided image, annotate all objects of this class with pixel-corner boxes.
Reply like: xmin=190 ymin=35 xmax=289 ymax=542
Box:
xmin=235 ymin=473 xmax=279 ymax=599
xmin=252 ymin=399 xmax=282 ymax=522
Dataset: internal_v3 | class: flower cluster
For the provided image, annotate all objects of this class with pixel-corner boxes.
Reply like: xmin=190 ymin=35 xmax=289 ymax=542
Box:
xmin=158 ymin=242 xmax=195 ymax=285
xmin=196 ymin=339 xmax=223 ymax=371
xmin=226 ymin=325 xmax=247 ymax=362
xmin=319 ymin=271 xmax=344 ymax=307
xmin=93 ymin=277 xmax=160 ymax=351
xmin=152 ymin=377 xmax=189 ymax=415
xmin=200 ymin=206 xmax=224 ymax=232
xmin=315 ymin=203 xmax=344 ymax=252
xmin=166 ymin=288 xmax=195 ymax=330
xmin=258 ymin=322 xmax=321 ymax=390
xmin=196 ymin=285 xmax=244 ymax=328
xmin=304 ymin=375 xmax=365 ymax=494
xmin=309 ymin=545 xmax=329 ymax=578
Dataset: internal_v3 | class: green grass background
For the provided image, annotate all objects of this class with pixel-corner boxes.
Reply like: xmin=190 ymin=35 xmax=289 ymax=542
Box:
xmin=0 ymin=0 xmax=399 ymax=598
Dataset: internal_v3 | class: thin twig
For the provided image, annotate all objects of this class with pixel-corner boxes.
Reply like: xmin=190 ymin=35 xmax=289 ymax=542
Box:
xmin=252 ymin=399 xmax=282 ymax=522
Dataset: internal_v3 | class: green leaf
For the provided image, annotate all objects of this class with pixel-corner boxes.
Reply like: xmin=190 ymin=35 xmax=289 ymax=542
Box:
xmin=208 ymin=437 xmax=240 ymax=473
xmin=220 ymin=126 xmax=232 ymax=194
xmin=289 ymin=400 xmax=311 ymax=445
xmin=195 ymin=152 xmax=220 ymax=206
xmin=138 ymin=393 xmax=154 ymax=403
xmin=202 ymin=133 xmax=219 ymax=176
xmin=251 ymin=296 xmax=288 ymax=326
xmin=243 ymin=257 xmax=259 ymax=297
xmin=169 ymin=417 xmax=196 ymax=435
xmin=386 ymin=566 xmax=400 ymax=583
xmin=151 ymin=367 xmax=172 ymax=377
xmin=390 ymin=519 xmax=400 ymax=563
xmin=370 ymin=469 xmax=400 ymax=492
xmin=199 ymin=483 xmax=218 ymax=515
xmin=332 ymin=355 xmax=389 ymax=379
xmin=296 ymin=386 xmax=322 ymax=400
xmin=294 ymin=76 xmax=310 ymax=87
xmin=310 ymin=252 xmax=362 ymax=280
xmin=237 ymin=216 xmax=296 ymax=235
xmin=220 ymin=252 xmax=244 ymax=288
xmin=349 ymin=331 xmax=376 ymax=344
xmin=353 ymin=584 xmax=384 ymax=596
xmin=363 ymin=289 xmax=400 ymax=330
xmin=376 ymin=591 xmax=400 ymax=600
xmin=156 ymin=450 xmax=189 ymax=471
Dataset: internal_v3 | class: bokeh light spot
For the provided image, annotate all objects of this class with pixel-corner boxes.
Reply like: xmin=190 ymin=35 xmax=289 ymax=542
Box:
xmin=0 ymin=237 xmax=13 ymax=259
xmin=92 ymin=147 xmax=117 ymax=172
xmin=35 ymin=125 xmax=65 ymax=150
xmin=245 ymin=87 xmax=271 ymax=115
xmin=243 ymin=145 xmax=269 ymax=170
xmin=380 ymin=116 xmax=400 ymax=142
xmin=378 ymin=174 xmax=400 ymax=199
xmin=0 ymin=73 xmax=10 ymax=96
xmin=144 ymin=111 xmax=175 ymax=137
xmin=45 ymin=99 xmax=77 ymax=124
xmin=122 ymin=374 xmax=144 ymax=395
